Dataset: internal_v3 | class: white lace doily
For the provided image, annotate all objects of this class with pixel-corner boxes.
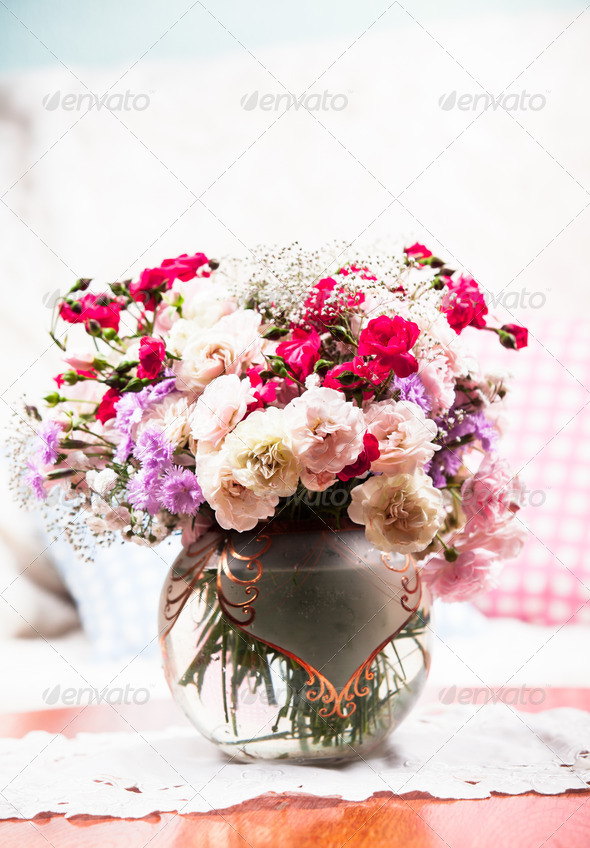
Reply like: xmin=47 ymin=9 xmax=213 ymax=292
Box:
xmin=2 ymin=704 xmax=590 ymax=819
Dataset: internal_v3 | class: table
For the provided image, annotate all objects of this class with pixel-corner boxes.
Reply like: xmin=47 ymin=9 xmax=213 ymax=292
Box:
xmin=1 ymin=689 xmax=589 ymax=848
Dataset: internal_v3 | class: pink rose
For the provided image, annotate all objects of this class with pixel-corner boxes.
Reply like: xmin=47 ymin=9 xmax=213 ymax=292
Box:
xmin=417 ymin=352 xmax=456 ymax=415
xmin=276 ymin=327 xmax=321 ymax=382
xmin=129 ymin=267 xmax=169 ymax=311
xmin=441 ymin=274 xmax=488 ymax=333
xmin=364 ymin=399 xmax=438 ymax=474
xmin=323 ymin=361 xmax=365 ymax=392
xmin=60 ymin=293 xmax=121 ymax=332
xmin=160 ymin=252 xmax=210 ymax=283
xmin=283 ymin=387 xmax=365 ymax=474
xmin=421 ymin=549 xmax=498 ymax=602
xmin=500 ymin=324 xmax=528 ymax=350
xmin=337 ymin=432 xmax=380 ymax=482
xmin=246 ymin=367 xmax=277 ymax=411
xmin=404 ymin=243 xmax=432 ymax=261
xmin=192 ymin=374 xmax=256 ymax=447
xmin=357 ymin=315 xmax=420 ymax=378
xmin=95 ymin=388 xmax=122 ymax=424
xmin=137 ymin=337 xmax=166 ymax=380
xmin=180 ymin=512 xmax=213 ymax=547
xmin=461 ymin=457 xmax=523 ymax=535
xmin=304 ymin=277 xmax=365 ymax=329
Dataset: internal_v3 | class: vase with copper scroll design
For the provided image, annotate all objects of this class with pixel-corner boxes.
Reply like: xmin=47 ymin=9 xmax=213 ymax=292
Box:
xmin=159 ymin=525 xmax=432 ymax=761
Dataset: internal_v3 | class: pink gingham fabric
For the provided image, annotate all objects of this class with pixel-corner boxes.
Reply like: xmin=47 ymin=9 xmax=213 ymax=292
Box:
xmin=471 ymin=318 xmax=590 ymax=626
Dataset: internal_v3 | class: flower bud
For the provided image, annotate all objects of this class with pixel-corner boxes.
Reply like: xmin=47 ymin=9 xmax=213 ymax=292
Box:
xmin=62 ymin=370 xmax=79 ymax=386
xmin=68 ymin=300 xmax=83 ymax=314
xmin=69 ymin=278 xmax=92 ymax=294
xmin=109 ymin=281 xmax=128 ymax=296
xmin=44 ymin=392 xmax=62 ymax=407
xmin=86 ymin=319 xmax=102 ymax=336
xmin=102 ymin=327 xmax=117 ymax=341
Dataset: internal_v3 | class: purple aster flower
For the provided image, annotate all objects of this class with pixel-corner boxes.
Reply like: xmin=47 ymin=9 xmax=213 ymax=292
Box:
xmin=391 ymin=373 xmax=431 ymax=413
xmin=445 ymin=410 xmax=498 ymax=453
xmin=127 ymin=468 xmax=162 ymax=516
xmin=159 ymin=467 xmax=204 ymax=516
xmin=115 ymin=391 xmax=150 ymax=435
xmin=114 ymin=432 xmax=134 ymax=465
xmin=426 ymin=450 xmax=463 ymax=488
xmin=149 ymin=376 xmax=177 ymax=402
xmin=133 ymin=427 xmax=174 ymax=471
xmin=25 ymin=458 xmax=46 ymax=500
xmin=427 ymin=408 xmax=498 ymax=487
xmin=36 ymin=420 xmax=62 ymax=465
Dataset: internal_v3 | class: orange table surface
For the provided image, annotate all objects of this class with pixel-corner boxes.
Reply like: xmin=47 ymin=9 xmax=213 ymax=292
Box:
xmin=1 ymin=688 xmax=589 ymax=848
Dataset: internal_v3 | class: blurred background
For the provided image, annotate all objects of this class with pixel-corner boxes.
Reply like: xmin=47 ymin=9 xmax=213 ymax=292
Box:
xmin=0 ymin=0 xmax=588 ymax=713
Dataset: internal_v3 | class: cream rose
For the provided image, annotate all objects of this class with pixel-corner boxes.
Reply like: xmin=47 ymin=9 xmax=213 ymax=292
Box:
xmin=196 ymin=451 xmax=278 ymax=532
xmin=223 ymin=407 xmax=300 ymax=497
xmin=365 ymin=400 xmax=439 ymax=475
xmin=283 ymin=387 xmax=365 ymax=475
xmin=167 ymin=319 xmax=202 ymax=356
xmin=176 ymin=309 xmax=262 ymax=393
xmin=348 ymin=471 xmax=444 ymax=554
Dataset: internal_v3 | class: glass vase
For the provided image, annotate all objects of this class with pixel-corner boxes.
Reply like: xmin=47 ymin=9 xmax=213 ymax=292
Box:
xmin=159 ymin=526 xmax=432 ymax=761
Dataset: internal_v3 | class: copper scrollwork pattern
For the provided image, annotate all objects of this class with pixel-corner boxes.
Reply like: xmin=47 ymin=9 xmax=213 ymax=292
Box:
xmin=161 ymin=536 xmax=223 ymax=638
xmin=216 ymin=534 xmax=270 ymax=626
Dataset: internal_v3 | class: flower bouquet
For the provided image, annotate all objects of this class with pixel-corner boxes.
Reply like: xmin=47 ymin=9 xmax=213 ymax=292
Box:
xmin=14 ymin=241 xmax=528 ymax=759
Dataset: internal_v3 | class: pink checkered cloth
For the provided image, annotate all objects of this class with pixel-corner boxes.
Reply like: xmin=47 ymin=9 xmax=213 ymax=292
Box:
xmin=467 ymin=318 xmax=590 ymax=626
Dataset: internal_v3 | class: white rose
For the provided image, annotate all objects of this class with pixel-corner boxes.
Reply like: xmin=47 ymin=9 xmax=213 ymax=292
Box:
xmin=87 ymin=516 xmax=108 ymax=534
xmin=181 ymin=284 xmax=235 ymax=326
xmin=223 ymin=407 xmax=300 ymax=497
xmin=348 ymin=471 xmax=444 ymax=554
xmin=167 ymin=319 xmax=202 ymax=356
xmin=91 ymin=469 xmax=118 ymax=497
xmin=103 ymin=504 xmax=131 ymax=531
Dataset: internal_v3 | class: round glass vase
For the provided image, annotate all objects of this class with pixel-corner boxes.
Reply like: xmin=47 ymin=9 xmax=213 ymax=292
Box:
xmin=159 ymin=526 xmax=432 ymax=762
